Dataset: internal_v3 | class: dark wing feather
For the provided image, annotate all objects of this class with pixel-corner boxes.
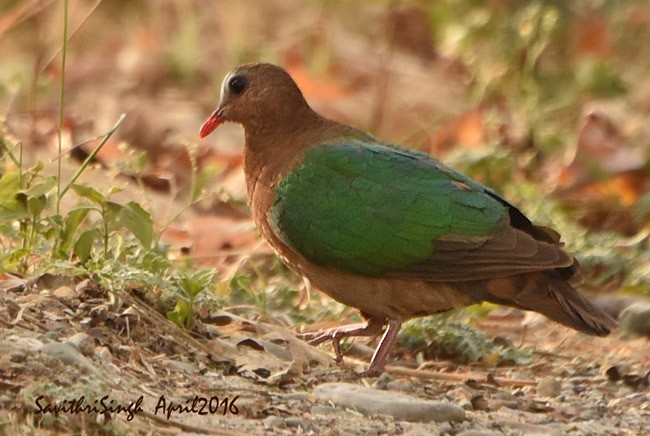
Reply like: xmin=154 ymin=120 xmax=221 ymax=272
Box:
xmin=387 ymin=224 xmax=574 ymax=282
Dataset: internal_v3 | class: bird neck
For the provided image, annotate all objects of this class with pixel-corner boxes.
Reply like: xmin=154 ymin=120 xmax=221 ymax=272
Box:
xmin=243 ymin=106 xmax=327 ymax=171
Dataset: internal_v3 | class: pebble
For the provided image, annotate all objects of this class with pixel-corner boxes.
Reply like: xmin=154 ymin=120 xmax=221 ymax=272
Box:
xmin=313 ymin=382 xmax=465 ymax=423
xmin=618 ymin=302 xmax=650 ymax=337
xmin=263 ymin=415 xmax=285 ymax=429
xmin=537 ymin=377 xmax=562 ymax=398
xmin=97 ymin=347 xmax=113 ymax=365
xmin=284 ymin=417 xmax=305 ymax=428
xmin=53 ymin=286 xmax=76 ymax=300
xmin=372 ymin=372 xmax=393 ymax=390
xmin=492 ymin=391 xmax=516 ymax=401
xmin=41 ymin=341 xmax=100 ymax=375
xmin=65 ymin=332 xmax=95 ymax=357
xmin=470 ymin=395 xmax=490 ymax=411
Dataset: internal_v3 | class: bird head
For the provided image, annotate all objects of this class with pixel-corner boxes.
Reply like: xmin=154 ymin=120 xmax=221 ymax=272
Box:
xmin=199 ymin=63 xmax=310 ymax=139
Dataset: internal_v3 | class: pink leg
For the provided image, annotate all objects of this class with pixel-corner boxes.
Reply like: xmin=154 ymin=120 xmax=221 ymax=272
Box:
xmin=299 ymin=317 xmax=385 ymax=363
xmin=362 ymin=318 xmax=403 ymax=377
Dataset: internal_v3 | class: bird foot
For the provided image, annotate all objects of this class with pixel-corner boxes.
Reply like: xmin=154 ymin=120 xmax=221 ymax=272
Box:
xmin=359 ymin=319 xmax=402 ymax=377
xmin=298 ymin=317 xmax=403 ymax=377
xmin=298 ymin=318 xmax=386 ymax=364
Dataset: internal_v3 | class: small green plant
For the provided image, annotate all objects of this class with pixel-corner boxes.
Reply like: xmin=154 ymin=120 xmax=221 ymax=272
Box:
xmin=0 ymin=0 xmax=220 ymax=326
xmin=68 ymin=184 xmax=153 ymax=261
xmin=0 ymin=115 xmax=153 ymax=273
xmin=398 ymin=314 xmax=532 ymax=365
xmin=0 ymin=120 xmax=225 ymax=327
xmin=167 ymin=269 xmax=217 ymax=328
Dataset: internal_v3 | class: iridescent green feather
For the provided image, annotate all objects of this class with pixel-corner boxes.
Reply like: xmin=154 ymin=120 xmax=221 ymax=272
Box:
xmin=269 ymin=140 xmax=507 ymax=276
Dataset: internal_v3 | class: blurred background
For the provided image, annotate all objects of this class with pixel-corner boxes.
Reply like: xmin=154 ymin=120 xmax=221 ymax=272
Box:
xmin=1 ymin=0 xmax=649 ymax=323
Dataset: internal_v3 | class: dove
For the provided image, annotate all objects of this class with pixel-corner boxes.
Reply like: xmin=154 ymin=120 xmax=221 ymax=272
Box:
xmin=200 ymin=63 xmax=616 ymax=376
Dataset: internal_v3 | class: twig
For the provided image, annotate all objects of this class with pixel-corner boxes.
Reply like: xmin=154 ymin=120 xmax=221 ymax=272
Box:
xmin=532 ymin=350 xmax=573 ymax=360
xmin=385 ymin=365 xmax=538 ymax=386
xmin=330 ymin=355 xmax=539 ymax=386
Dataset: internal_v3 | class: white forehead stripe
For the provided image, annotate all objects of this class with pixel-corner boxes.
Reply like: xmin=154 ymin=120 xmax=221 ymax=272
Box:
xmin=220 ymin=72 xmax=233 ymax=99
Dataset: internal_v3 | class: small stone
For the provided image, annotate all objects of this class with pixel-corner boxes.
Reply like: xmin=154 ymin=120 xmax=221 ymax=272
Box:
xmin=263 ymin=416 xmax=285 ymax=429
xmin=492 ymin=391 xmax=516 ymax=401
xmin=75 ymin=279 xmax=92 ymax=294
xmin=41 ymin=341 xmax=99 ymax=375
xmin=53 ymin=286 xmax=76 ymax=300
xmin=97 ymin=347 xmax=113 ymax=365
xmin=313 ymin=382 xmax=465 ymax=423
xmin=537 ymin=377 xmax=562 ymax=398
xmin=572 ymin=385 xmax=586 ymax=394
xmin=284 ymin=417 xmax=304 ymax=428
xmin=372 ymin=372 xmax=393 ymax=390
xmin=65 ymin=332 xmax=95 ymax=357
xmin=618 ymin=303 xmax=650 ymax=338
xmin=470 ymin=395 xmax=489 ymax=411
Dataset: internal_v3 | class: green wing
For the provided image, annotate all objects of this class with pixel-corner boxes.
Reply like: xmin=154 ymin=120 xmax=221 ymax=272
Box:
xmin=269 ymin=139 xmax=571 ymax=280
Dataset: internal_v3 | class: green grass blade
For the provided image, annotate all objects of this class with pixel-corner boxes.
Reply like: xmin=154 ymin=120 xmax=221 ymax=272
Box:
xmin=56 ymin=0 xmax=70 ymax=214
xmin=60 ymin=113 xmax=126 ymax=200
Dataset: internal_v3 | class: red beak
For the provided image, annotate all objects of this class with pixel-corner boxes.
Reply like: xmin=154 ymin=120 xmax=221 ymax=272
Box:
xmin=199 ymin=110 xmax=224 ymax=139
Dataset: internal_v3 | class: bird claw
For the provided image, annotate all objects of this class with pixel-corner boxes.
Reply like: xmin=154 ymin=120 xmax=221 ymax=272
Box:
xmin=296 ymin=330 xmax=334 ymax=346
xmin=359 ymin=365 xmax=385 ymax=378
xmin=296 ymin=318 xmax=401 ymax=377
xmin=297 ymin=319 xmax=386 ymax=365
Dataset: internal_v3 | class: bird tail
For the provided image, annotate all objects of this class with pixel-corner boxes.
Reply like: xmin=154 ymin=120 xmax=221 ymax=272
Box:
xmin=474 ymin=272 xmax=617 ymax=336
xmin=539 ymin=276 xmax=616 ymax=336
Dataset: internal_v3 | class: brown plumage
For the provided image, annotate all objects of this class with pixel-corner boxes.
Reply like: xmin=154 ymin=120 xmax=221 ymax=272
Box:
xmin=200 ymin=63 xmax=617 ymax=376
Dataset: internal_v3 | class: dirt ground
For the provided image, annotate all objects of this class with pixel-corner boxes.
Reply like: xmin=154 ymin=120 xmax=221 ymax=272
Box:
xmin=1 ymin=276 xmax=649 ymax=434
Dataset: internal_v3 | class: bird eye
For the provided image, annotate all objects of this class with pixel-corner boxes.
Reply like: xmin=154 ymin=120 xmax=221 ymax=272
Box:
xmin=228 ymin=75 xmax=248 ymax=95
